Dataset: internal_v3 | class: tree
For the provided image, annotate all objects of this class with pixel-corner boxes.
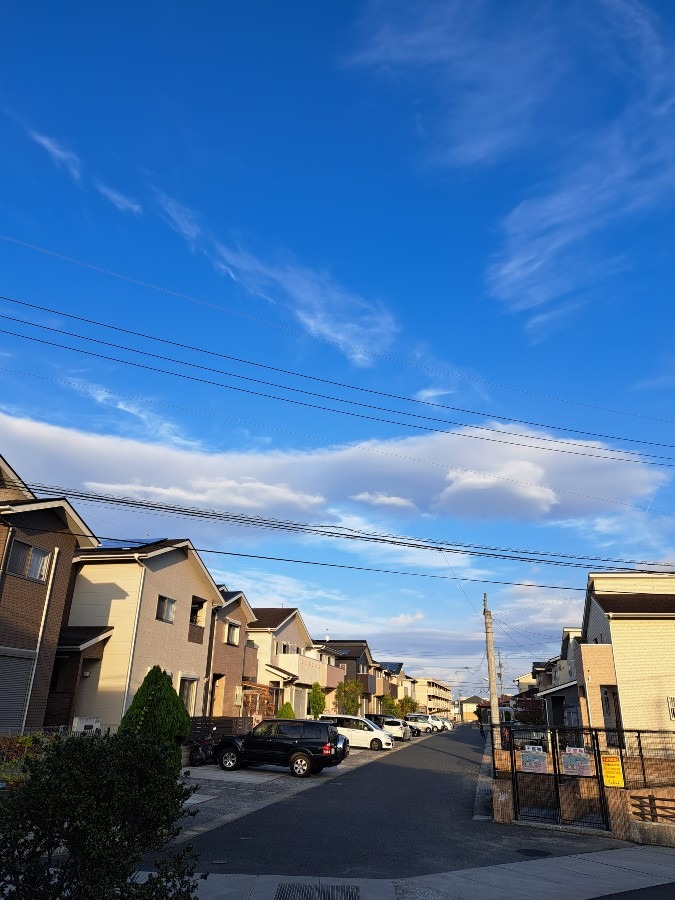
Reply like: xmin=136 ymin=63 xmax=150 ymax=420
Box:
xmin=381 ymin=695 xmax=400 ymax=717
xmin=335 ymin=680 xmax=362 ymax=715
xmin=398 ymin=696 xmax=418 ymax=716
xmin=308 ymin=682 xmax=326 ymax=720
xmin=0 ymin=731 xmax=203 ymax=899
xmin=119 ymin=666 xmax=190 ymax=775
xmin=276 ymin=701 xmax=296 ymax=719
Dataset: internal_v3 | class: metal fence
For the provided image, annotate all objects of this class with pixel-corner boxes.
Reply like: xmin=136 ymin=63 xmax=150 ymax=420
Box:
xmin=188 ymin=716 xmax=252 ymax=740
xmin=492 ymin=725 xmax=675 ymax=830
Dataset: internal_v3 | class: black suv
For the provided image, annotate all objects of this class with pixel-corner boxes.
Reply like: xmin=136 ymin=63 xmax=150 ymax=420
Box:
xmin=215 ymin=719 xmax=343 ymax=777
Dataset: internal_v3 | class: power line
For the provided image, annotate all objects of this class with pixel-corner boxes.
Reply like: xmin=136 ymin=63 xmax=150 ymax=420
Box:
xmin=11 ymin=475 xmax=675 ymax=571
xmin=4 ymin=234 xmax=675 ymax=427
xmin=1 ymin=363 xmax=670 ymax=519
xmin=3 ymin=323 xmax=674 ymax=469
xmin=3 ymin=292 xmax=675 ymax=455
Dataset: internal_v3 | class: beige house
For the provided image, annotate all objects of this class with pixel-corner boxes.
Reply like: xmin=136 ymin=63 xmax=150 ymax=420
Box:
xmin=61 ymin=540 xmax=224 ymax=727
xmin=576 ymin=572 xmax=675 ymax=732
xmin=248 ymin=608 xmax=344 ymax=717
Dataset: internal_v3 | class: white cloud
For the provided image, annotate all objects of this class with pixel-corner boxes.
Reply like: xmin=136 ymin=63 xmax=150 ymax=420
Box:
xmin=95 ymin=181 xmax=142 ymax=214
xmin=389 ymin=611 xmax=424 ymax=626
xmin=214 ymin=243 xmax=398 ymax=367
xmin=28 ymin=131 xmax=82 ymax=181
xmin=156 ymin=193 xmax=202 ymax=245
xmin=351 ymin=491 xmax=416 ymax=510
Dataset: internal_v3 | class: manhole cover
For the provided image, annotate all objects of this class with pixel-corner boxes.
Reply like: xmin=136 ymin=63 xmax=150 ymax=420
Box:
xmin=516 ymin=848 xmax=553 ymax=858
xmin=274 ymin=885 xmax=359 ymax=900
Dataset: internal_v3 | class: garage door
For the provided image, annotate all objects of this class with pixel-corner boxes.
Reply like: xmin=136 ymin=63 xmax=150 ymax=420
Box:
xmin=0 ymin=654 xmax=33 ymax=733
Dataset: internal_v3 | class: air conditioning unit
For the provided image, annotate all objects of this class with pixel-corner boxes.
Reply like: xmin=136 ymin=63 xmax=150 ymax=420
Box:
xmin=72 ymin=716 xmax=101 ymax=733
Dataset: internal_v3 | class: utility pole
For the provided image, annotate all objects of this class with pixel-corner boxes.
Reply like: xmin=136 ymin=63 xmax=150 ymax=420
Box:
xmin=497 ymin=650 xmax=504 ymax=700
xmin=483 ymin=593 xmax=500 ymax=735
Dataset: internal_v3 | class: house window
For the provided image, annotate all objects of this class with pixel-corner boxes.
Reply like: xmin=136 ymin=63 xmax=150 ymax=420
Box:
xmin=156 ymin=595 xmax=175 ymax=623
xmin=179 ymin=677 xmax=198 ymax=713
xmin=7 ymin=540 xmax=51 ymax=582
xmin=226 ymin=622 xmax=240 ymax=646
xmin=190 ymin=597 xmax=206 ymax=627
xmin=668 ymin=697 xmax=675 ymax=721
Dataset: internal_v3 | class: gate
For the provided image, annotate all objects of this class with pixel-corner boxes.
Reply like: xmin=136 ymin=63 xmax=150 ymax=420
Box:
xmin=501 ymin=726 xmax=609 ymax=830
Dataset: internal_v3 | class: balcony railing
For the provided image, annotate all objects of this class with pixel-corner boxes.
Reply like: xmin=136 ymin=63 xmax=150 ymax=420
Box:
xmin=358 ymin=673 xmax=376 ymax=695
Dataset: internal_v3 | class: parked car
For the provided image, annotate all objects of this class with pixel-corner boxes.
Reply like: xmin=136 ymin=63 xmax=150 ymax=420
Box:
xmin=215 ymin=718 xmax=342 ymax=777
xmin=366 ymin=714 xmax=411 ymax=741
xmin=440 ymin=718 xmax=455 ymax=731
xmin=336 ymin=732 xmax=350 ymax=761
xmin=320 ymin=714 xmax=394 ymax=750
xmin=407 ymin=722 xmax=422 ymax=737
xmin=427 ymin=715 xmax=446 ymax=731
xmin=404 ymin=714 xmax=434 ymax=733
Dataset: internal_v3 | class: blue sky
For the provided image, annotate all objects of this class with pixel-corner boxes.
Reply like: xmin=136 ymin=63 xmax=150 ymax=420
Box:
xmin=2 ymin=0 xmax=675 ymax=694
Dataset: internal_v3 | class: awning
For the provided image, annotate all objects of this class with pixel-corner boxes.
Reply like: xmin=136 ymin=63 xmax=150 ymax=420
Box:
xmin=57 ymin=626 xmax=114 ymax=652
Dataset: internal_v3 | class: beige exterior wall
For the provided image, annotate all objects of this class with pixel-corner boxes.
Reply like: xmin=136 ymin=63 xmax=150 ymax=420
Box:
xmin=573 ymin=642 xmax=616 ymax=729
xmin=130 ymin=550 xmax=220 ymax=717
xmin=71 ymin=549 xmax=222 ymax=726
xmin=416 ymin=678 xmax=452 ymax=714
xmin=69 ymin=563 xmax=142 ymax=727
xmin=591 ymin=573 xmax=675 ymax=594
xmin=610 ymin=618 xmax=675 ymax=730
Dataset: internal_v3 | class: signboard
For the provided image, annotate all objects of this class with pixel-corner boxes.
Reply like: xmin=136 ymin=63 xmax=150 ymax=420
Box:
xmin=520 ymin=750 xmax=547 ymax=774
xmin=601 ymin=754 xmax=625 ymax=788
xmin=524 ymin=744 xmax=543 ymax=752
xmin=561 ymin=751 xmax=592 ymax=777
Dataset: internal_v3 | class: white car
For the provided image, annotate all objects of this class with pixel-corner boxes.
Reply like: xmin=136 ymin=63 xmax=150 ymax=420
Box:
xmin=319 ymin=714 xmax=394 ymax=751
xmin=427 ymin=715 xmax=446 ymax=731
xmin=377 ymin=717 xmax=411 ymax=741
xmin=440 ymin=718 xmax=455 ymax=731
xmin=404 ymin=714 xmax=434 ymax=733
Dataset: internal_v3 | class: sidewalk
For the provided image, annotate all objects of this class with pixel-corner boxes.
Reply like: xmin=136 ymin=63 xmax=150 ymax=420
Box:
xmin=180 ymin=844 xmax=675 ymax=898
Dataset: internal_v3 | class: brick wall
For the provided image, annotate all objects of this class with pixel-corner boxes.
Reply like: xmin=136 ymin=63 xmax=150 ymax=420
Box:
xmin=210 ymin=602 xmax=250 ymax=717
xmin=0 ymin=509 xmax=78 ymax=728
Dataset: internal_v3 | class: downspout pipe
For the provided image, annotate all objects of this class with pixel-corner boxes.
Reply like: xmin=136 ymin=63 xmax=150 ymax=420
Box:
xmin=122 ymin=554 xmax=146 ymax=719
xmin=21 ymin=547 xmax=60 ymax=733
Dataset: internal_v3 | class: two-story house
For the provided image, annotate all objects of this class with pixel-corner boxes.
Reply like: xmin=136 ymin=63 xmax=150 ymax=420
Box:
xmin=248 ymin=608 xmax=344 ymax=717
xmin=208 ymin=586 xmax=257 ymax=717
xmin=0 ymin=454 xmax=98 ymax=733
xmin=49 ymin=539 xmax=224 ymax=728
xmin=321 ymin=639 xmax=385 ymax=715
xmin=534 ymin=628 xmax=582 ymax=726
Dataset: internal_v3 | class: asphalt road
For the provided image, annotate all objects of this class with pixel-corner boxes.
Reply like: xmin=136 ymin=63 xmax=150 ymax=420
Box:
xmin=190 ymin=725 xmax=628 ymax=879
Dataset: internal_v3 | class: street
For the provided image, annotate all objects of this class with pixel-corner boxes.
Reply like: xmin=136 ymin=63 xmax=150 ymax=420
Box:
xmin=186 ymin=725 xmax=628 ymax=880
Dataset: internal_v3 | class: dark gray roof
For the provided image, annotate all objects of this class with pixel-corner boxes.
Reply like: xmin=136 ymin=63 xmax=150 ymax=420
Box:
xmin=249 ymin=607 xmax=297 ymax=629
xmin=379 ymin=662 xmax=404 ymax=675
xmin=220 ymin=590 xmax=244 ymax=602
xmin=57 ymin=625 xmax=113 ymax=651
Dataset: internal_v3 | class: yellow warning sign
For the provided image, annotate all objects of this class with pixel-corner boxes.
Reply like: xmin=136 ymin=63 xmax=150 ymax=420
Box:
xmin=601 ymin=754 xmax=624 ymax=788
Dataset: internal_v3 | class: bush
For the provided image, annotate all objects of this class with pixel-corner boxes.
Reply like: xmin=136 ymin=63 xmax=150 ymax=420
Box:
xmin=335 ymin=680 xmax=362 ymax=715
xmin=276 ymin=702 xmax=296 ymax=719
xmin=0 ymin=730 xmax=203 ymax=899
xmin=119 ymin=665 xmax=190 ymax=775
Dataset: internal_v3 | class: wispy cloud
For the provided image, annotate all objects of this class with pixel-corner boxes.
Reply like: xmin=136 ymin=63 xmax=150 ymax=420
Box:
xmin=95 ymin=181 xmax=142 ymax=214
xmin=355 ymin=1 xmax=675 ymax=332
xmin=28 ymin=131 xmax=82 ymax=182
xmin=351 ymin=491 xmax=416 ymax=511
xmin=156 ymin=192 xmax=202 ymax=245
xmin=351 ymin=0 xmax=564 ymax=166
xmin=213 ymin=243 xmax=399 ymax=367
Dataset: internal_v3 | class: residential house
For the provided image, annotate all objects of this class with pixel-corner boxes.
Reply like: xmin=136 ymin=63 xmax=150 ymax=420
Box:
xmin=575 ymin=572 xmax=675 ymax=732
xmin=513 ymin=671 xmax=537 ymax=695
xmin=248 ymin=609 xmax=344 ymax=718
xmin=415 ymin=677 xmax=453 ymax=716
xmin=533 ymin=628 xmax=582 ymax=727
xmin=322 ymin=639 xmax=388 ymax=715
xmin=47 ymin=539 xmax=224 ymax=728
xmin=208 ymin=586 xmax=257 ymax=717
xmin=379 ymin=661 xmax=417 ymax=709
xmin=459 ymin=694 xmax=486 ymax=722
xmin=0 ymin=454 xmax=98 ymax=733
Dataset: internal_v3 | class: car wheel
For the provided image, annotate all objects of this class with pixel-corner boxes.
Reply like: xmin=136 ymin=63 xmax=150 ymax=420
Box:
xmin=424 ymin=727 xmax=432 ymax=733
xmin=370 ymin=738 xmax=382 ymax=751
xmin=218 ymin=748 xmax=239 ymax=771
xmin=290 ymin=753 xmax=312 ymax=778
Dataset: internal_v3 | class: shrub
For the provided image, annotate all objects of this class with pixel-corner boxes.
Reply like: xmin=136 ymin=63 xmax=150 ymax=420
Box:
xmin=0 ymin=731 xmax=203 ymax=899
xmin=335 ymin=680 xmax=362 ymax=715
xmin=308 ymin=682 xmax=326 ymax=720
xmin=0 ymin=733 xmax=55 ymax=788
xmin=398 ymin=696 xmax=418 ymax=716
xmin=119 ymin=665 xmax=190 ymax=775
xmin=276 ymin=702 xmax=296 ymax=719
